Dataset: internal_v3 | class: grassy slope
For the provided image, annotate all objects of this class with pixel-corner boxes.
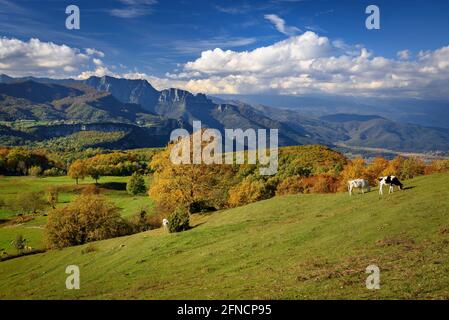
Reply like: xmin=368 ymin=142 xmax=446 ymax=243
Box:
xmin=1 ymin=173 xmax=449 ymax=299
xmin=0 ymin=176 xmax=153 ymax=253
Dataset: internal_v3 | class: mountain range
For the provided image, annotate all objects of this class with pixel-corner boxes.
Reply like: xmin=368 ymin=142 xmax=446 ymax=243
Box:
xmin=1 ymin=74 xmax=449 ymax=154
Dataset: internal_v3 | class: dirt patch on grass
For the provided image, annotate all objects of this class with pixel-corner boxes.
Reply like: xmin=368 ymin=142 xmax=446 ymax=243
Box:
xmin=376 ymin=235 xmax=416 ymax=249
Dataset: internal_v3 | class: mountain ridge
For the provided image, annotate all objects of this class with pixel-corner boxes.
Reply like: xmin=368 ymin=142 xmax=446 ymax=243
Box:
xmin=1 ymin=74 xmax=448 ymax=154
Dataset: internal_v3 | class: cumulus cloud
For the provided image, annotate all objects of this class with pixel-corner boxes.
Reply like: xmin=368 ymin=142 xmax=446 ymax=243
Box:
xmin=0 ymin=37 xmax=93 ymax=77
xmin=2 ymin=33 xmax=449 ymax=100
xmin=158 ymin=31 xmax=449 ymax=99
xmin=0 ymin=37 xmax=114 ymax=79
xmin=264 ymin=14 xmax=301 ymax=36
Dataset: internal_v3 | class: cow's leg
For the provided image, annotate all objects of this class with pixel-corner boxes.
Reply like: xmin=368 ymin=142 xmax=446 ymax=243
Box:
xmin=349 ymin=185 xmax=353 ymax=196
xmin=379 ymin=183 xmax=383 ymax=195
xmin=389 ymin=185 xmax=393 ymax=194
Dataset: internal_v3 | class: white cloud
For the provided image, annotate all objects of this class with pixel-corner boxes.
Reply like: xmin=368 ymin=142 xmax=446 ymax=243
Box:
xmin=0 ymin=37 xmax=92 ymax=77
xmin=86 ymin=48 xmax=105 ymax=57
xmin=157 ymin=31 xmax=449 ymax=99
xmin=397 ymin=49 xmax=410 ymax=60
xmin=264 ymin=14 xmax=301 ymax=36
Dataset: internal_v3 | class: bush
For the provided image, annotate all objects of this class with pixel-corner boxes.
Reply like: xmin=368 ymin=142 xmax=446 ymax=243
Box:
xmin=45 ymin=195 xmax=129 ymax=248
xmin=129 ymin=208 xmax=154 ymax=232
xmin=425 ymin=159 xmax=449 ymax=175
xmin=11 ymin=234 xmax=26 ymax=253
xmin=400 ymin=157 xmax=425 ymax=179
xmin=82 ymin=184 xmax=100 ymax=195
xmin=168 ymin=207 xmax=190 ymax=233
xmin=126 ymin=172 xmax=147 ymax=195
xmin=228 ymin=177 xmax=271 ymax=207
xmin=276 ymin=176 xmax=305 ymax=195
xmin=28 ymin=166 xmax=42 ymax=177
xmin=43 ymin=167 xmax=66 ymax=177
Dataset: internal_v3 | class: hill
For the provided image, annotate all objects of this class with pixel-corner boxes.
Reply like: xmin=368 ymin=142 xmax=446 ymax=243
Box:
xmin=1 ymin=172 xmax=448 ymax=299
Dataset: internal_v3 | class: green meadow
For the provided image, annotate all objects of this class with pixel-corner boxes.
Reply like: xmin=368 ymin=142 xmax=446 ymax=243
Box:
xmin=0 ymin=176 xmax=154 ymax=254
xmin=0 ymin=172 xmax=448 ymax=299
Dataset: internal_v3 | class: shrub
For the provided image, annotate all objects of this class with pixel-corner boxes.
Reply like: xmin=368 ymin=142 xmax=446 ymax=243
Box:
xmin=28 ymin=166 xmax=42 ymax=177
xmin=45 ymin=195 xmax=129 ymax=248
xmin=11 ymin=235 xmax=26 ymax=253
xmin=400 ymin=157 xmax=425 ymax=179
xmin=425 ymin=159 xmax=449 ymax=175
xmin=129 ymin=208 xmax=154 ymax=232
xmin=126 ymin=172 xmax=147 ymax=195
xmin=82 ymin=184 xmax=100 ymax=195
xmin=276 ymin=176 xmax=305 ymax=195
xmin=168 ymin=207 xmax=190 ymax=233
xmin=43 ymin=167 xmax=65 ymax=177
xmin=228 ymin=177 xmax=271 ymax=207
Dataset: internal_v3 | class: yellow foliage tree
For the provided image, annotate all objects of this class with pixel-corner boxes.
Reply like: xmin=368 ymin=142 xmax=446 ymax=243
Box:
xmin=148 ymin=136 xmax=238 ymax=215
xmin=338 ymin=157 xmax=367 ymax=190
xmin=68 ymin=159 xmax=88 ymax=184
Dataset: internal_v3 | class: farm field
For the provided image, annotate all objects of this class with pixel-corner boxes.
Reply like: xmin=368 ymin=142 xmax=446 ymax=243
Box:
xmin=0 ymin=173 xmax=448 ymax=299
xmin=0 ymin=176 xmax=154 ymax=254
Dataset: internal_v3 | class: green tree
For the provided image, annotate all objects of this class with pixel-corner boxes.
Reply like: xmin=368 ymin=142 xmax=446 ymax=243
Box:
xmin=88 ymin=166 xmax=101 ymax=184
xmin=126 ymin=172 xmax=147 ymax=195
xmin=168 ymin=207 xmax=190 ymax=233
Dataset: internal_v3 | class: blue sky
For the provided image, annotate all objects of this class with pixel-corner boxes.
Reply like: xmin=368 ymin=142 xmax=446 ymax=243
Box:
xmin=1 ymin=0 xmax=449 ymax=98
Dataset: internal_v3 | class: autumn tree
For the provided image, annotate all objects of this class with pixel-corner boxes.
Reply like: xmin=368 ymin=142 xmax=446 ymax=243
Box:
xmin=45 ymin=195 xmax=129 ymax=248
xmin=68 ymin=159 xmax=87 ymax=184
xmin=339 ymin=157 xmax=367 ymax=190
xmin=365 ymin=157 xmax=389 ymax=184
xmin=149 ymin=133 xmax=238 ymax=215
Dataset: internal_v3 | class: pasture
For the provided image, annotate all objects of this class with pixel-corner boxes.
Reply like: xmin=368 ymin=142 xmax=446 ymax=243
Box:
xmin=0 ymin=173 xmax=448 ymax=299
xmin=0 ymin=176 xmax=154 ymax=254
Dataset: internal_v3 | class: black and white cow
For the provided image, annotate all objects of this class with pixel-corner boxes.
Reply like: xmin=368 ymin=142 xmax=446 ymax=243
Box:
xmin=378 ymin=176 xmax=403 ymax=195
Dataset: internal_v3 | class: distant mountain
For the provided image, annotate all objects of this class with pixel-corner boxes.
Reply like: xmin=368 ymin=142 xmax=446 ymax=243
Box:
xmin=0 ymin=81 xmax=83 ymax=103
xmin=1 ymin=74 xmax=449 ymax=154
xmin=319 ymin=114 xmax=385 ymax=123
xmin=0 ymin=80 xmax=163 ymax=124
xmin=214 ymin=94 xmax=449 ymax=129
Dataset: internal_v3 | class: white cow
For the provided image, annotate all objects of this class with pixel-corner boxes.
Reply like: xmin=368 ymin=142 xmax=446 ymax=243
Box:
xmin=348 ymin=179 xmax=371 ymax=196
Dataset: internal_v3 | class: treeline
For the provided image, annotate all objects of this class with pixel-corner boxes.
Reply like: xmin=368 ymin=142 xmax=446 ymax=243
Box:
xmin=149 ymin=142 xmax=449 ymax=215
xmin=0 ymin=147 xmax=65 ymax=176
xmin=0 ymin=147 xmax=160 ymax=178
